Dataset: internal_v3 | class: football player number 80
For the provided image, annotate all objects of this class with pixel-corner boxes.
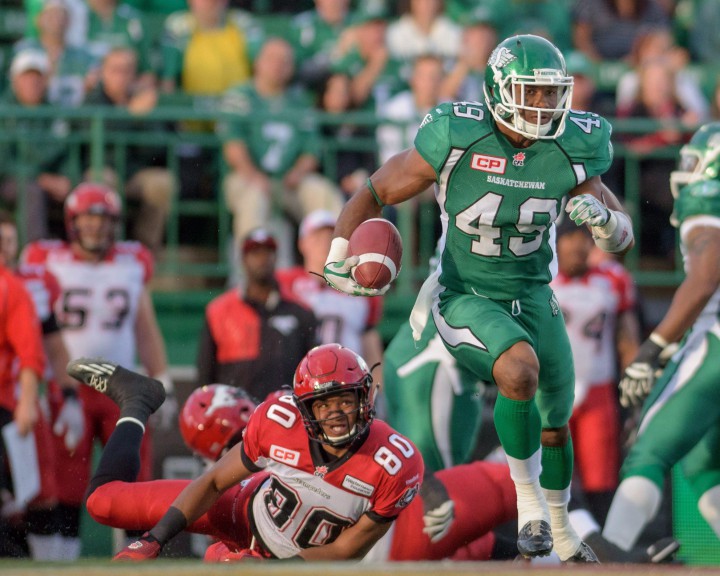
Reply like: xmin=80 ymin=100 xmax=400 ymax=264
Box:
xmin=373 ymin=434 xmax=415 ymax=475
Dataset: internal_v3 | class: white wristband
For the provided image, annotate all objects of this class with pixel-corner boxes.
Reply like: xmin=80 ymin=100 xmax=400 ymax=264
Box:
xmin=649 ymin=332 xmax=670 ymax=349
xmin=592 ymin=210 xmax=633 ymax=253
xmin=326 ymin=237 xmax=349 ymax=265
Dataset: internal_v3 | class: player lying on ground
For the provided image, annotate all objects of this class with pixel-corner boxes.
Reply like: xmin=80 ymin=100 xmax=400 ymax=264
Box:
xmin=73 ymin=344 xmax=424 ymax=560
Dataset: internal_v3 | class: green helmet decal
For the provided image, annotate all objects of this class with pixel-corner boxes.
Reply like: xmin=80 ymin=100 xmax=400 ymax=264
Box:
xmin=670 ymin=121 xmax=720 ymax=198
xmin=483 ymin=34 xmax=573 ymax=140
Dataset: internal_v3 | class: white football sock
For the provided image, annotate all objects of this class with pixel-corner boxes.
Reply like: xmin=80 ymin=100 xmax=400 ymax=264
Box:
xmin=568 ymin=508 xmax=600 ymax=541
xmin=603 ymin=476 xmax=661 ymax=551
xmin=698 ymin=485 xmax=720 ymax=539
xmin=544 ymin=487 xmax=581 ymax=561
xmin=506 ymin=448 xmax=549 ymax=528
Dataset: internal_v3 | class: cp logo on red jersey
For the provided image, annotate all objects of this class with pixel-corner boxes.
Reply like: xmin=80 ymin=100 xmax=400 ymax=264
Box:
xmin=470 ymin=154 xmax=507 ymax=174
xmin=270 ymin=445 xmax=300 ymax=466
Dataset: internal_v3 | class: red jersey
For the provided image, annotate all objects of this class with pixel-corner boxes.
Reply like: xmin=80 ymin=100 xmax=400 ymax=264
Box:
xmin=241 ymin=394 xmax=423 ymax=558
xmin=0 ymin=267 xmax=45 ymax=411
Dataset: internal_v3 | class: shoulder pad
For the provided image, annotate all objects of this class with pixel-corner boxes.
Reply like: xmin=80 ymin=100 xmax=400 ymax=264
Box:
xmin=560 ymin=112 xmax=613 ymax=154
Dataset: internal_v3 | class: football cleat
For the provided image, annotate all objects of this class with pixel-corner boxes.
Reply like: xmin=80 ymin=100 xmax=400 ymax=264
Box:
xmin=67 ymin=358 xmax=166 ymax=424
xmin=564 ymin=541 xmax=600 ymax=563
xmin=585 ymin=531 xmax=680 ymax=563
xmin=517 ymin=520 xmax=553 ymax=558
xmin=646 ymin=537 xmax=681 ymax=564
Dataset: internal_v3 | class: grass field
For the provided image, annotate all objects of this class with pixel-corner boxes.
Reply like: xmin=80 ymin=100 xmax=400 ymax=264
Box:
xmin=0 ymin=560 xmax=718 ymax=576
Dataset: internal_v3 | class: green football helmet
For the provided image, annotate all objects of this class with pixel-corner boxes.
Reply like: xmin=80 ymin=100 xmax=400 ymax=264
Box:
xmin=670 ymin=122 xmax=720 ymax=198
xmin=483 ymin=34 xmax=573 ymax=140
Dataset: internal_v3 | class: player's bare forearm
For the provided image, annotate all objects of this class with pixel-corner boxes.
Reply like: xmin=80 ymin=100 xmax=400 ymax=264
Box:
xmin=654 ymin=226 xmax=720 ymax=343
xmin=334 ymin=148 xmax=436 ymax=239
xmin=616 ymin=310 xmax=641 ymax=371
xmin=169 ymin=446 xmax=251 ymax=526
xmin=298 ymin=515 xmax=390 ymax=560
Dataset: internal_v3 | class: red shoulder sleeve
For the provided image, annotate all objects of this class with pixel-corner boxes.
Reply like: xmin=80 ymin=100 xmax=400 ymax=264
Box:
xmin=5 ymin=274 xmax=45 ymax=377
xmin=135 ymin=244 xmax=154 ymax=284
xmin=20 ymin=242 xmax=48 ymax=266
xmin=368 ymin=425 xmax=424 ymax=519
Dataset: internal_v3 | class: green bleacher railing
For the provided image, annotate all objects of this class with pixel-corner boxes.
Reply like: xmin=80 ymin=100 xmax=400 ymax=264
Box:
xmin=0 ymin=104 xmax=692 ymax=299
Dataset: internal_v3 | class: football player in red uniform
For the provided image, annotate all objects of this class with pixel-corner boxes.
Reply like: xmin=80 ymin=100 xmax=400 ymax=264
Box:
xmin=72 ymin=344 xmax=424 ymax=560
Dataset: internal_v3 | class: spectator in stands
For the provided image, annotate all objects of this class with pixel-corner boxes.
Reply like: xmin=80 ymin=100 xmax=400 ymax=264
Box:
xmin=218 ymin=38 xmax=344 ymax=269
xmin=289 ymin=0 xmax=352 ymax=91
xmin=196 ymin=227 xmax=317 ymax=400
xmin=571 ymin=0 xmax=670 ymax=62
xmin=616 ymin=58 xmax=697 ymax=259
xmin=80 ymin=0 xmax=155 ymax=89
xmin=159 ymin=0 xmax=253 ymax=96
xmin=551 ymin=219 xmax=640 ymax=524
xmin=316 ymin=72 xmax=377 ymax=199
xmin=0 ymin=49 xmax=73 ymax=241
xmin=675 ymin=0 xmax=720 ymax=65
xmin=276 ymin=210 xmax=383 ymax=384
xmin=20 ymin=182 xmax=176 ymax=560
xmin=82 ymin=45 xmax=175 ymax=254
xmin=377 ymin=54 xmax=444 ymax=164
xmin=386 ymin=0 xmax=461 ymax=65
xmin=439 ymin=19 xmax=497 ymax=102
xmin=617 ymin=59 xmax=702 ymax=152
xmin=616 ymin=27 xmax=708 ymax=126
xmin=160 ymin=0 xmax=256 ymax=200
xmin=14 ymin=0 xmax=97 ymax=107
xmin=564 ymin=50 xmax=605 ymax=114
xmin=330 ymin=4 xmax=401 ymax=110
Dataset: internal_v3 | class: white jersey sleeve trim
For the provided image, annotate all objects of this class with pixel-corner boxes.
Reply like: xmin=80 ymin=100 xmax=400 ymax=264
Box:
xmin=680 ymin=215 xmax=720 ymax=244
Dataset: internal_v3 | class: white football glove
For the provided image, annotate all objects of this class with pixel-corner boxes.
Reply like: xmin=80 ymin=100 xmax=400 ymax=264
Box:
xmin=619 ymin=336 xmax=667 ymax=408
xmin=53 ymin=393 xmax=85 ymax=451
xmin=323 ymin=238 xmax=389 ymax=297
xmin=422 ymin=499 xmax=455 ymax=542
xmin=565 ymin=194 xmax=610 ymax=227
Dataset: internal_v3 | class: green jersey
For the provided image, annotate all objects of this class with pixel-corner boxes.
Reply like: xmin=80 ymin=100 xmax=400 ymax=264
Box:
xmin=673 ymin=179 xmax=720 ymax=227
xmin=217 ymin=82 xmax=320 ymax=177
xmin=415 ymin=101 xmax=613 ymax=301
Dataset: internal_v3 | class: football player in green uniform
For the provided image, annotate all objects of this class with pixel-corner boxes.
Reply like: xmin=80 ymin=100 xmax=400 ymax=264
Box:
xmin=603 ymin=122 xmax=720 ymax=552
xmin=323 ymin=34 xmax=635 ymax=561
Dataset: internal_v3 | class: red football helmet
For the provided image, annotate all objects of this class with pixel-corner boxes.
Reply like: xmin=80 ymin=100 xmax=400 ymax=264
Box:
xmin=293 ymin=343 xmax=376 ymax=447
xmin=64 ymin=182 xmax=122 ymax=249
xmin=179 ymin=384 xmax=257 ymax=461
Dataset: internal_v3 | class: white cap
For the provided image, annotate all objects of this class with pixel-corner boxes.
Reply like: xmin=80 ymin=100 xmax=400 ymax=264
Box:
xmin=10 ymin=50 xmax=49 ymax=79
xmin=299 ymin=209 xmax=337 ymax=239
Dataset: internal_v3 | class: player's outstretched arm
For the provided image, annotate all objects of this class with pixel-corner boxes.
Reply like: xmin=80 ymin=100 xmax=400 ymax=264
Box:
xmin=324 ymin=148 xmax=436 ymax=296
xmin=115 ymin=445 xmax=252 ymax=560
xmin=298 ymin=514 xmax=392 ymax=561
